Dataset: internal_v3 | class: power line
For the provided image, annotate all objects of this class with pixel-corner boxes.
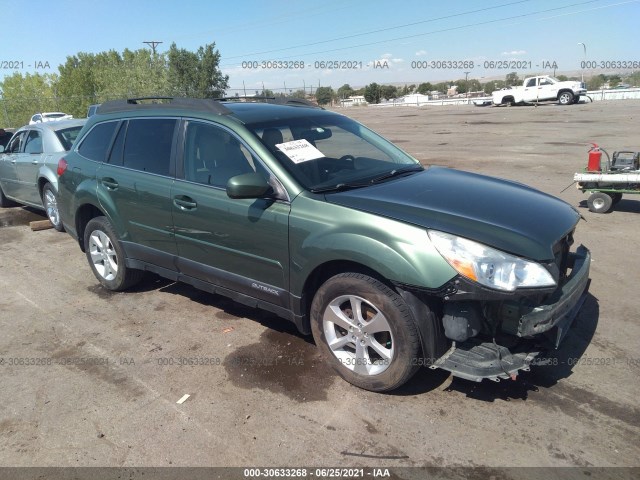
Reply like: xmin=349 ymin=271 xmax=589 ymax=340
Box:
xmin=223 ymin=0 xmax=534 ymax=61
xmin=221 ymin=0 xmax=634 ymax=66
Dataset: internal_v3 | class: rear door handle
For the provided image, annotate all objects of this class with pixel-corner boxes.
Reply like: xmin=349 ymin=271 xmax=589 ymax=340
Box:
xmin=31 ymin=160 xmax=39 ymax=165
xmin=101 ymin=177 xmax=119 ymax=190
xmin=173 ymin=195 xmax=197 ymax=211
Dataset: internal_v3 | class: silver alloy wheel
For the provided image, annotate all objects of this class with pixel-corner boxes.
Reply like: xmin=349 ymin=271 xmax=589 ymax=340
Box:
xmin=322 ymin=294 xmax=394 ymax=376
xmin=43 ymin=188 xmax=60 ymax=227
xmin=592 ymin=197 xmax=605 ymax=210
xmin=88 ymin=230 xmax=118 ymax=281
xmin=559 ymin=92 xmax=572 ymax=104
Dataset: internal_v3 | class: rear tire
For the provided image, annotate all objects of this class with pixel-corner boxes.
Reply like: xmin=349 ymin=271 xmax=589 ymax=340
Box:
xmin=42 ymin=183 xmax=64 ymax=232
xmin=609 ymin=192 xmax=622 ymax=205
xmin=310 ymin=273 xmax=421 ymax=392
xmin=84 ymin=216 xmax=143 ymax=291
xmin=587 ymin=192 xmax=613 ymax=213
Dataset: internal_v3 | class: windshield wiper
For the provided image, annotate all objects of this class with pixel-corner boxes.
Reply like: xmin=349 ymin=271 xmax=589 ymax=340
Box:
xmin=310 ymin=182 xmax=369 ymax=193
xmin=370 ymin=165 xmax=424 ymax=184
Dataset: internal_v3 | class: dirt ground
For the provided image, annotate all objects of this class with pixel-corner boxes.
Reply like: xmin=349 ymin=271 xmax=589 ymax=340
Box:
xmin=0 ymin=101 xmax=638 ymax=474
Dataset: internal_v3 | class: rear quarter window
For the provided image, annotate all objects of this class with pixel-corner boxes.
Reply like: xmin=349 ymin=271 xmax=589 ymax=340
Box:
xmin=77 ymin=121 xmax=118 ymax=162
xmin=55 ymin=126 xmax=83 ymax=151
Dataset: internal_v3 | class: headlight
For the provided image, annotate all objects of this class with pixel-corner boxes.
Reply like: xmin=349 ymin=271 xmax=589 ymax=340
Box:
xmin=428 ymin=230 xmax=556 ymax=292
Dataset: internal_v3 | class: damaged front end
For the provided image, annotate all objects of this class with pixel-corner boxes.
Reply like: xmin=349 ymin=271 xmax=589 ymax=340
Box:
xmin=399 ymin=231 xmax=591 ymax=382
xmin=430 ymin=244 xmax=590 ymax=382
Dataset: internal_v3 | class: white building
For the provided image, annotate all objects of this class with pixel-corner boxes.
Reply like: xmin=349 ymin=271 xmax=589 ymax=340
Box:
xmin=340 ymin=95 xmax=367 ymax=107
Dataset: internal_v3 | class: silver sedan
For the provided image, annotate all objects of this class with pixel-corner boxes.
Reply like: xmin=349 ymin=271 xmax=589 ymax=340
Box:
xmin=0 ymin=119 xmax=86 ymax=231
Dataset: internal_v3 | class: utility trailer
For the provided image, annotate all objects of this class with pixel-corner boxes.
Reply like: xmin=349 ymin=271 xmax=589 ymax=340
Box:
xmin=574 ymin=150 xmax=640 ymax=213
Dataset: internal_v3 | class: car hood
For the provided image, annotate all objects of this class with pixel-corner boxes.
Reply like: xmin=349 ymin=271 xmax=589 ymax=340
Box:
xmin=325 ymin=167 xmax=580 ymax=261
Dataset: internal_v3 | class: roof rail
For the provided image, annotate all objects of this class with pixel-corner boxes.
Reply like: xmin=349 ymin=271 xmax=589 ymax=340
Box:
xmin=97 ymin=97 xmax=232 ymax=115
xmin=269 ymin=97 xmax=322 ymax=109
xmin=214 ymin=96 xmax=322 ymax=109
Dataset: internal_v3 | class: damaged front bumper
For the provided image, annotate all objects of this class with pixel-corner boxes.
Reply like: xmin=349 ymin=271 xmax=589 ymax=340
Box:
xmin=430 ymin=245 xmax=591 ymax=382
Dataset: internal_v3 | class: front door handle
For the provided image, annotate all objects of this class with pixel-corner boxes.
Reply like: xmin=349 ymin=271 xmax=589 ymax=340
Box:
xmin=173 ymin=195 xmax=197 ymax=211
xmin=101 ymin=177 xmax=119 ymax=190
xmin=31 ymin=159 xmax=39 ymax=165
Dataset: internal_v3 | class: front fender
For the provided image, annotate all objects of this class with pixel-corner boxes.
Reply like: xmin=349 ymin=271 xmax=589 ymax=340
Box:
xmin=288 ymin=195 xmax=457 ymax=297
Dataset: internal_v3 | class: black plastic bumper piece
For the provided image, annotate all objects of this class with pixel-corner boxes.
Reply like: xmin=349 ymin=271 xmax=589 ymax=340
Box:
xmin=517 ymin=245 xmax=591 ymax=343
xmin=430 ymin=338 xmax=540 ymax=383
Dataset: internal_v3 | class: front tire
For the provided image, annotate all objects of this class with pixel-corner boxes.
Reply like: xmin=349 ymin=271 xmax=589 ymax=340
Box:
xmin=558 ymin=91 xmax=574 ymax=105
xmin=42 ymin=183 xmax=64 ymax=232
xmin=84 ymin=216 xmax=143 ymax=291
xmin=310 ymin=273 xmax=421 ymax=392
xmin=587 ymin=192 xmax=613 ymax=213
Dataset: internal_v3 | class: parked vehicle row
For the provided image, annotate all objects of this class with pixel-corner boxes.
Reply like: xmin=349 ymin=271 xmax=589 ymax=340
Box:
xmin=1 ymin=97 xmax=591 ymax=391
xmin=0 ymin=119 xmax=86 ymax=229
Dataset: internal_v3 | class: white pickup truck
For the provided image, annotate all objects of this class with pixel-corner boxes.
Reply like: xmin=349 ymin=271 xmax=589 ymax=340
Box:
xmin=492 ymin=76 xmax=587 ymax=106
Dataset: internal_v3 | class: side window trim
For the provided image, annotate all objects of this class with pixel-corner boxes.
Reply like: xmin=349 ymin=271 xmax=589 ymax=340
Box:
xmin=10 ymin=131 xmax=27 ymax=153
xmin=178 ymin=118 xmax=290 ymax=202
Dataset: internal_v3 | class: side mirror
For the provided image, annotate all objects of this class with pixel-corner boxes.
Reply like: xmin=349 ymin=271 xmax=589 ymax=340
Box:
xmin=226 ymin=172 xmax=272 ymax=199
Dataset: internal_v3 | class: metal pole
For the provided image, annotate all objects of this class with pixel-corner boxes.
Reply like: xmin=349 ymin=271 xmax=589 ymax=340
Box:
xmin=578 ymin=43 xmax=587 ymax=84
xmin=464 ymin=71 xmax=471 ymax=103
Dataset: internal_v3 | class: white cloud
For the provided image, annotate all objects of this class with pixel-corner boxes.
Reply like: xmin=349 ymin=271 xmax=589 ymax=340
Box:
xmin=501 ymin=50 xmax=526 ymax=56
xmin=415 ymin=50 xmax=427 ymax=57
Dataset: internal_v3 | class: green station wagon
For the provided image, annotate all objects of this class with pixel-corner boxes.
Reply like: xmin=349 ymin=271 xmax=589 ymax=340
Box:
xmin=57 ymin=97 xmax=591 ymax=391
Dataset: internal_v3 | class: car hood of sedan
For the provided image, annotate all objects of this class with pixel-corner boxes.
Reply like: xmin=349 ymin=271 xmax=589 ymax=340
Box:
xmin=325 ymin=167 xmax=580 ymax=261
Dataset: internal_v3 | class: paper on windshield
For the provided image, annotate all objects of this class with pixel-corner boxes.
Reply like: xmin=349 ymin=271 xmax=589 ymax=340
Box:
xmin=275 ymin=139 xmax=325 ymax=164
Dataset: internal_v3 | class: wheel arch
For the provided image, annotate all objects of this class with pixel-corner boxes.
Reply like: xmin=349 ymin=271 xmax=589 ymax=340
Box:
xmin=37 ymin=173 xmax=58 ymax=200
xmin=75 ymin=203 xmax=106 ymax=251
xmin=297 ymin=259 xmax=448 ymax=361
xmin=298 ymin=260 xmax=389 ymax=333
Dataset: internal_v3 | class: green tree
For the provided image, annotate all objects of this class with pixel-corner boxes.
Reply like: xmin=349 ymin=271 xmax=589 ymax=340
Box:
xmin=337 ymin=83 xmax=354 ymax=99
xmin=364 ymin=83 xmax=381 ymax=104
xmin=167 ymin=42 xmax=228 ymax=98
xmin=0 ymin=72 xmax=59 ymax=126
xmin=290 ymin=89 xmax=307 ymax=99
xmin=417 ymin=82 xmax=433 ymax=95
xmin=505 ymin=72 xmax=520 ymax=87
xmin=483 ymin=80 xmax=505 ymax=93
xmin=315 ymin=86 xmax=334 ymax=105
xmin=380 ymin=84 xmax=398 ymax=100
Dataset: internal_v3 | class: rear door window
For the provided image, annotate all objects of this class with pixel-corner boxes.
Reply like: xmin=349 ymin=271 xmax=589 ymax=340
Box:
xmin=122 ymin=118 xmax=177 ymax=177
xmin=24 ymin=130 xmax=43 ymax=154
xmin=78 ymin=121 xmax=118 ymax=162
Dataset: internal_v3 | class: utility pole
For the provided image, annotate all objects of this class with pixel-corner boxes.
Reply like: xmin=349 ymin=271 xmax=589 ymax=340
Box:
xmin=464 ymin=71 xmax=471 ymax=103
xmin=143 ymin=41 xmax=163 ymax=55
xmin=578 ymin=42 xmax=587 ymax=85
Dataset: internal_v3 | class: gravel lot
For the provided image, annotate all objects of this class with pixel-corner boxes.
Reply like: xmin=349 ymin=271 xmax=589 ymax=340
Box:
xmin=0 ymin=101 xmax=639 ymax=473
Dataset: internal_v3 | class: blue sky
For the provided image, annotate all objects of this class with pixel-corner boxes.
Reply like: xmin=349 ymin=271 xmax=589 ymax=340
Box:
xmin=2 ymin=0 xmax=639 ymax=93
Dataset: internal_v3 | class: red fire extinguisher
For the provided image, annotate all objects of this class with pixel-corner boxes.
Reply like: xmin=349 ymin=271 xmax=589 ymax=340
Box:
xmin=587 ymin=143 xmax=602 ymax=172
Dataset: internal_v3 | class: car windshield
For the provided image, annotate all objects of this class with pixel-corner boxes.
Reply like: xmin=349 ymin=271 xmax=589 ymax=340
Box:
xmin=55 ymin=126 xmax=83 ymax=151
xmin=45 ymin=113 xmax=67 ymax=119
xmin=247 ymin=114 xmax=421 ymax=191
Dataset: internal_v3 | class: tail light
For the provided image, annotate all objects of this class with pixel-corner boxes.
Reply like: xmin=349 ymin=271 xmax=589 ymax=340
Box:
xmin=57 ymin=158 xmax=68 ymax=176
